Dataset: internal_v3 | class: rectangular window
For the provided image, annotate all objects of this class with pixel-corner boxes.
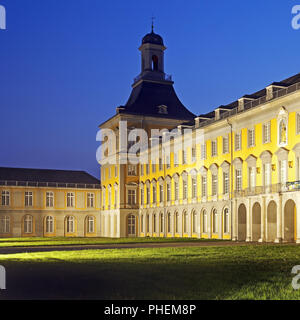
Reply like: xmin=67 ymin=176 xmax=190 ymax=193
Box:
xmin=212 ymin=174 xmax=218 ymax=196
xmin=166 ymin=155 xmax=170 ymax=169
xmin=128 ymin=189 xmax=136 ymax=205
xmin=67 ymin=192 xmax=75 ymax=207
xmin=263 ymin=122 xmax=271 ymax=144
xmin=174 ymin=181 xmax=179 ymax=201
xmin=211 ymin=140 xmax=217 ymax=157
xmin=202 ymin=176 xmax=207 ymax=197
xmin=264 ymin=163 xmax=271 ymax=186
xmin=25 ymin=191 xmax=33 ymax=207
xmin=141 ymin=188 xmax=144 ymax=205
xmin=235 ymin=133 xmax=241 ymax=151
xmin=183 ymin=180 xmax=188 ymax=200
xmin=1 ymin=191 xmax=10 ymax=206
xmin=152 ymin=186 xmax=157 ymax=203
xmin=223 ymin=172 xmax=229 ymax=194
xmin=248 ymin=128 xmax=255 ymax=148
xmin=146 ymin=187 xmax=150 ymax=204
xmin=192 ymin=147 xmax=196 ymax=163
xmin=249 ymin=167 xmax=256 ymax=189
xmin=128 ymin=164 xmax=137 ymax=176
xmin=167 ymin=183 xmax=171 ymax=202
xmin=201 ymin=143 xmax=207 ymax=160
xmin=159 ymin=158 xmax=163 ymax=171
xmin=87 ymin=192 xmax=95 ymax=208
xmin=146 ymin=164 xmax=149 ymax=175
xmin=297 ymin=113 xmax=300 ymax=135
xmin=192 ymin=177 xmax=197 ymax=199
xmin=235 ymin=170 xmax=242 ymax=191
xmin=140 ymin=164 xmax=144 ymax=176
xmin=174 ymin=152 xmax=179 ymax=167
xmin=223 ymin=136 xmax=229 ymax=154
xmin=46 ymin=191 xmax=54 ymax=207
xmin=159 ymin=185 xmax=164 ymax=203
xmin=182 ymin=150 xmax=187 ymax=164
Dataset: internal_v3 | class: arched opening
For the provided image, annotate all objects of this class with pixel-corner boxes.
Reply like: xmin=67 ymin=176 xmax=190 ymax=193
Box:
xmin=85 ymin=215 xmax=95 ymax=234
xmin=284 ymin=199 xmax=296 ymax=242
xmin=152 ymin=55 xmax=158 ymax=71
xmin=267 ymin=201 xmax=277 ymax=242
xmin=191 ymin=210 xmax=197 ymax=234
xmin=202 ymin=209 xmax=207 ymax=233
xmin=252 ymin=202 xmax=261 ymax=241
xmin=127 ymin=214 xmax=137 ymax=237
xmin=238 ymin=204 xmax=247 ymax=241
xmin=183 ymin=211 xmax=188 ymax=234
xmin=167 ymin=212 xmax=171 ymax=234
xmin=212 ymin=209 xmax=218 ymax=234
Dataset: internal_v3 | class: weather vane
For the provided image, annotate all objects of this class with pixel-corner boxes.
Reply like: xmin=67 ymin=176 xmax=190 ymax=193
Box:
xmin=151 ymin=15 xmax=155 ymax=32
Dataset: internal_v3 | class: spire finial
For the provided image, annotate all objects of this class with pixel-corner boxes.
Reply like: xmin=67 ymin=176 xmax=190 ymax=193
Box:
xmin=151 ymin=15 xmax=155 ymax=33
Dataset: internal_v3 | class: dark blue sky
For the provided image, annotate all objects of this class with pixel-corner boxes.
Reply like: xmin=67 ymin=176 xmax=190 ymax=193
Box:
xmin=0 ymin=0 xmax=299 ymax=178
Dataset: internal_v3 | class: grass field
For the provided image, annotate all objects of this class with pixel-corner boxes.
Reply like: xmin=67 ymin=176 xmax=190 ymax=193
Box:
xmin=0 ymin=236 xmax=221 ymax=247
xmin=0 ymin=244 xmax=300 ymax=300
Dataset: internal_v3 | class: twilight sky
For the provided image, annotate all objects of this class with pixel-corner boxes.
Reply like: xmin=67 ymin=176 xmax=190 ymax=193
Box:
xmin=0 ymin=0 xmax=299 ymax=178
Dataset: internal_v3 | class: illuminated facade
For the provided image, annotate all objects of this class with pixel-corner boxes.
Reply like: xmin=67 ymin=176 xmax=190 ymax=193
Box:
xmin=100 ymin=29 xmax=300 ymax=243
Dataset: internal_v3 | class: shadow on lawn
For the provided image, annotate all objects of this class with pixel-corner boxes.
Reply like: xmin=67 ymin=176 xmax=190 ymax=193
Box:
xmin=0 ymin=257 xmax=298 ymax=300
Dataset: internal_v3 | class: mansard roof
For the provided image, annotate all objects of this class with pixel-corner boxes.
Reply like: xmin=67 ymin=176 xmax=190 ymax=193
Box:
xmin=0 ymin=167 xmax=100 ymax=185
xmin=118 ymin=80 xmax=196 ymax=120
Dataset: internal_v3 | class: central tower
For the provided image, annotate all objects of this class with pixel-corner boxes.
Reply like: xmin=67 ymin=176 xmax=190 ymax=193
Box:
xmin=138 ymin=26 xmax=167 ymax=83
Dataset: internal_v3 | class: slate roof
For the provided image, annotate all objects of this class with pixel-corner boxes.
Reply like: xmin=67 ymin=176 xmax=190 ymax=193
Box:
xmin=0 ymin=167 xmax=100 ymax=185
xmin=120 ymin=80 xmax=196 ymax=120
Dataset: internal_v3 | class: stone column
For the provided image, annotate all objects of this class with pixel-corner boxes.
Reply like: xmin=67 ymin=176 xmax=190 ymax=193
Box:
xmin=259 ymin=196 xmax=266 ymax=242
xmin=232 ymin=199 xmax=237 ymax=241
xmin=246 ymin=198 xmax=252 ymax=242
xmin=275 ymin=194 xmax=283 ymax=243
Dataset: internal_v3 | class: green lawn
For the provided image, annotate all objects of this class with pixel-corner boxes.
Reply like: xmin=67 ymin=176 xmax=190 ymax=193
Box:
xmin=0 ymin=244 xmax=300 ymax=299
xmin=0 ymin=236 xmax=221 ymax=247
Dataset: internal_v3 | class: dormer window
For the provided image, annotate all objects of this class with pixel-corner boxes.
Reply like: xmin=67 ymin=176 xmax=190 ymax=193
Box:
xmin=157 ymin=105 xmax=168 ymax=114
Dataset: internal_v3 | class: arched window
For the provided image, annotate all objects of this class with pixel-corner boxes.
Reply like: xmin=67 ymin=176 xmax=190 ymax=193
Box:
xmin=24 ymin=215 xmax=33 ymax=234
xmin=141 ymin=214 xmax=144 ymax=233
xmin=224 ymin=208 xmax=230 ymax=234
xmin=146 ymin=214 xmax=149 ymax=233
xmin=167 ymin=212 xmax=171 ymax=233
xmin=192 ymin=211 xmax=197 ymax=234
xmin=66 ymin=216 xmax=75 ymax=233
xmin=175 ymin=212 xmax=179 ymax=233
xmin=160 ymin=213 xmax=164 ymax=233
xmin=0 ymin=215 xmax=10 ymax=233
xmin=183 ymin=211 xmax=188 ymax=233
xmin=45 ymin=216 xmax=54 ymax=233
xmin=152 ymin=55 xmax=158 ymax=71
xmin=202 ymin=210 xmax=207 ymax=233
xmin=212 ymin=209 xmax=218 ymax=234
xmin=87 ymin=216 xmax=95 ymax=233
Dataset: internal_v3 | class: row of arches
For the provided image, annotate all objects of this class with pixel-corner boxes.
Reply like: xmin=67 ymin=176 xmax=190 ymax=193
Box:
xmin=237 ymin=199 xmax=296 ymax=242
xmin=0 ymin=214 xmax=96 ymax=236
xmin=132 ymin=206 xmax=231 ymax=238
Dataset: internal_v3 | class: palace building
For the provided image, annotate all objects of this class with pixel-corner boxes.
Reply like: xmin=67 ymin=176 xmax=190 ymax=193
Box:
xmin=99 ymin=28 xmax=300 ymax=243
xmin=2 ymin=28 xmax=300 ymax=242
xmin=0 ymin=168 xmax=101 ymax=237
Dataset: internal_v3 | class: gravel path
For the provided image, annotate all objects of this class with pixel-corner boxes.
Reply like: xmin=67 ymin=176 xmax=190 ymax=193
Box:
xmin=0 ymin=240 xmax=269 ymax=254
